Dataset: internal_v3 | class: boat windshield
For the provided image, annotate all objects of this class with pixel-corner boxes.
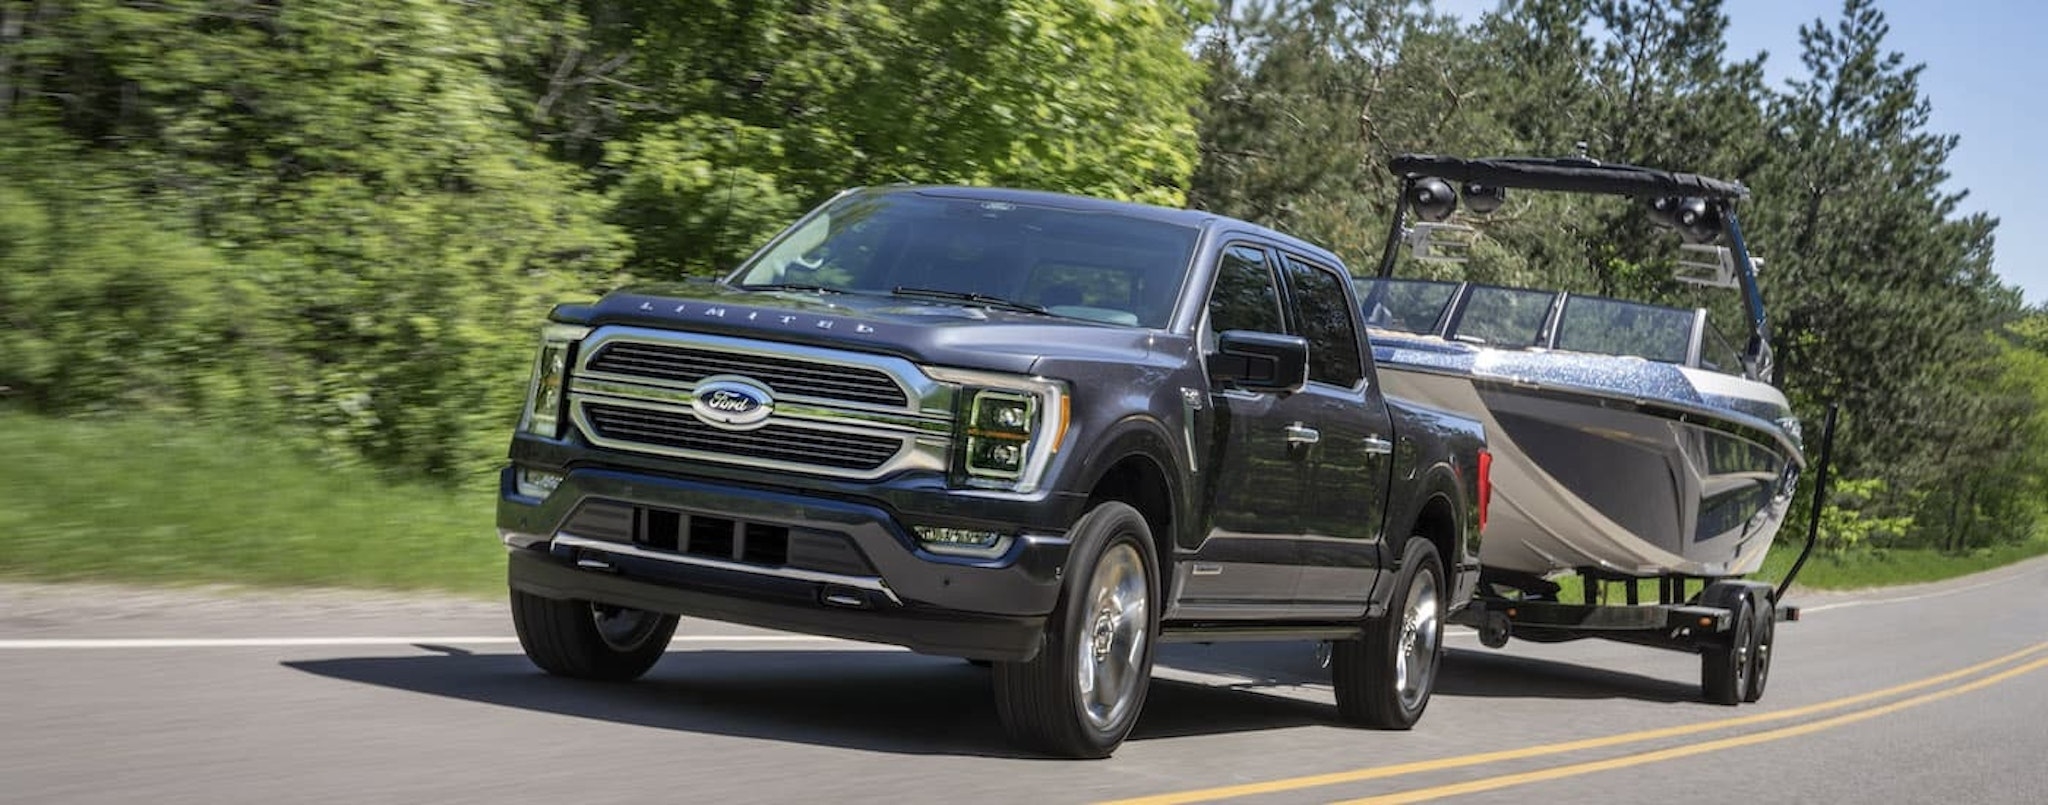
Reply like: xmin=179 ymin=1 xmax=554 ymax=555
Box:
xmin=1553 ymin=295 xmax=1694 ymax=364
xmin=1701 ymin=324 xmax=1746 ymax=375
xmin=731 ymin=190 xmax=1198 ymax=328
xmin=1362 ymin=278 xmax=1742 ymax=372
xmin=1358 ymin=278 xmax=1459 ymax=334
xmin=1454 ymin=286 xmax=1557 ymax=348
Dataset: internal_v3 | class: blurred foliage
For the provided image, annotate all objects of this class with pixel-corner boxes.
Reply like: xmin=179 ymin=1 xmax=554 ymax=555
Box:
xmin=0 ymin=0 xmax=1209 ymax=480
xmin=526 ymin=0 xmax=1213 ymax=277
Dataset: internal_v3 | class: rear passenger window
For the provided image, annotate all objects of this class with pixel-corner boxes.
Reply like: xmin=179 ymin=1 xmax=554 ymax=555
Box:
xmin=1207 ymin=245 xmax=1285 ymax=335
xmin=1282 ymin=255 xmax=1364 ymax=388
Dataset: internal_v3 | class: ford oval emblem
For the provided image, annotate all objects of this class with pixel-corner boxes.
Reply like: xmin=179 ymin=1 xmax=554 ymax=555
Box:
xmin=691 ymin=377 xmax=774 ymax=430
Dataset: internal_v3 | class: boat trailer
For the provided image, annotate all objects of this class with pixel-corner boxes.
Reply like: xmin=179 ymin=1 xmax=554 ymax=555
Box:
xmin=1453 ymin=404 xmax=1840 ymax=705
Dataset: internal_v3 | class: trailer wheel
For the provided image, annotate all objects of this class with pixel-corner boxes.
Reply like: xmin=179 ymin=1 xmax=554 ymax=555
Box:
xmin=1701 ymin=596 xmax=1755 ymax=705
xmin=994 ymin=501 xmax=1158 ymax=759
xmin=1743 ymin=592 xmax=1776 ymax=703
xmin=1333 ymin=537 xmax=1445 ymax=729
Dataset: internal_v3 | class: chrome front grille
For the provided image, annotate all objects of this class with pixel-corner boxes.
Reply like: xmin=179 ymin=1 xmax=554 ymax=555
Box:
xmin=566 ymin=327 xmax=954 ymax=479
xmin=587 ymin=341 xmax=908 ymax=407
xmin=584 ymin=403 xmax=903 ymax=471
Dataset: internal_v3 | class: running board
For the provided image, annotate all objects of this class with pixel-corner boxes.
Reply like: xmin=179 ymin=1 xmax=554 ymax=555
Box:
xmin=1159 ymin=623 xmax=1366 ymax=643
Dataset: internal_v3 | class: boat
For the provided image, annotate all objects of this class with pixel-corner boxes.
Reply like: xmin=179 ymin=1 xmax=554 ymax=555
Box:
xmin=1356 ymin=154 xmax=1805 ymax=589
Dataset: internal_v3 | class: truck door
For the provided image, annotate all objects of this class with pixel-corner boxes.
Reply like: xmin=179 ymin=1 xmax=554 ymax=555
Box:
xmin=1181 ymin=243 xmax=1315 ymax=611
xmin=1278 ymin=253 xmax=1396 ymax=607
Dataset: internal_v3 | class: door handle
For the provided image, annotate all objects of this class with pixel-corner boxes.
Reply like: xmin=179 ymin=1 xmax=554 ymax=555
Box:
xmin=1284 ymin=423 xmax=1321 ymax=446
xmin=1363 ymin=434 xmax=1393 ymax=455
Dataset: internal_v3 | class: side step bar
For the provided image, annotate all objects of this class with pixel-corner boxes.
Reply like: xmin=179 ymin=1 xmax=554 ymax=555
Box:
xmin=1160 ymin=623 xmax=1367 ymax=643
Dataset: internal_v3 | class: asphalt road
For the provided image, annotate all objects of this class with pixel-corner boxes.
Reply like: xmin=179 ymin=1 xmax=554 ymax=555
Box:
xmin=4 ymin=556 xmax=2046 ymax=805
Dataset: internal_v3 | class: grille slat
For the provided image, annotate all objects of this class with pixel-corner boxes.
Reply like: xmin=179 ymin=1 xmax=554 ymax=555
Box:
xmin=594 ymin=356 xmax=898 ymax=397
xmin=586 ymin=408 xmax=898 ymax=455
xmin=585 ymin=403 xmax=900 ymax=470
xmin=588 ymin=342 xmax=908 ymax=407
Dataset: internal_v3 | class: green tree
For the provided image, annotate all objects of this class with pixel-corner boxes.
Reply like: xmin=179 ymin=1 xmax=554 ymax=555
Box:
xmin=1747 ymin=0 xmax=2022 ymax=538
xmin=554 ymin=0 xmax=1214 ymax=277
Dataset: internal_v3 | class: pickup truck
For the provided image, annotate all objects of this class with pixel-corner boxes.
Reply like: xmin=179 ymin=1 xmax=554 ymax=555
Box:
xmin=497 ymin=186 xmax=1489 ymax=758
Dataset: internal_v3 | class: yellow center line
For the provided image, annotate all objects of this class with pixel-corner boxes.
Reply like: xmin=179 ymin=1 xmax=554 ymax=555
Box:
xmin=1333 ymin=655 xmax=2048 ymax=804
xmin=1099 ymin=641 xmax=2048 ymax=805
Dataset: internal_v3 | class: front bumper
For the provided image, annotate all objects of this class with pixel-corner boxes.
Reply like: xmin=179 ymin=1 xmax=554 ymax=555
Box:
xmin=499 ymin=465 xmax=1075 ymax=661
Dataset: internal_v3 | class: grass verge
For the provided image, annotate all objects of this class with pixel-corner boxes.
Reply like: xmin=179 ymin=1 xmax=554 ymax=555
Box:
xmin=1754 ymin=537 xmax=2048 ymax=591
xmin=1551 ymin=535 xmax=2048 ymax=604
xmin=0 ymin=411 xmax=503 ymax=597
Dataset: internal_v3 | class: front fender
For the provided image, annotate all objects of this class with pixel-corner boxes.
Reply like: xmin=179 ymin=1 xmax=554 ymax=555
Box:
xmin=1061 ymin=414 xmax=1191 ymax=540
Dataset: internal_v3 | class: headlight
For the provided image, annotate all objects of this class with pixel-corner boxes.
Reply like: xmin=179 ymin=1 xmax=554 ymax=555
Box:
xmin=967 ymin=390 xmax=1035 ymax=478
xmin=924 ymin=366 xmax=1069 ymax=494
xmin=519 ymin=323 xmax=590 ymax=438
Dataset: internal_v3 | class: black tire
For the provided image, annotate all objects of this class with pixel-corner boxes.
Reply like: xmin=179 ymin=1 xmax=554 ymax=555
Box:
xmin=1333 ymin=537 xmax=1446 ymax=729
xmin=1701 ymin=596 xmax=1755 ymax=705
xmin=511 ymin=588 xmax=679 ymax=682
xmin=1743 ymin=592 xmax=1776 ymax=703
xmin=994 ymin=501 xmax=1159 ymax=759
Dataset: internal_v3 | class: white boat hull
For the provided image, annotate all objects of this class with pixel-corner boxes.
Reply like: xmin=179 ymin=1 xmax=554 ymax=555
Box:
xmin=1380 ymin=365 xmax=1798 ymax=579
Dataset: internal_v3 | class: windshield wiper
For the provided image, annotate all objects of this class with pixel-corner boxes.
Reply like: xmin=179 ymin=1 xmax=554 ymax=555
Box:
xmin=890 ymin=286 xmax=1048 ymax=315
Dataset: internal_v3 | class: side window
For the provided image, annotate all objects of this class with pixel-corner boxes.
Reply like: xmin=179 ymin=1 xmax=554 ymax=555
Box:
xmin=1207 ymin=245 xmax=1285 ymax=335
xmin=1282 ymin=255 xmax=1365 ymax=388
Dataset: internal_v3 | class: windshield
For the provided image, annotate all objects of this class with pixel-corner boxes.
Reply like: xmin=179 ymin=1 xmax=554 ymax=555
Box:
xmin=1553 ymin=295 xmax=1697 ymax=364
xmin=1453 ymin=286 xmax=1558 ymax=348
xmin=1386 ymin=279 xmax=1721 ymax=369
xmin=732 ymin=190 xmax=1199 ymax=328
xmin=1356 ymin=278 xmax=1459 ymax=335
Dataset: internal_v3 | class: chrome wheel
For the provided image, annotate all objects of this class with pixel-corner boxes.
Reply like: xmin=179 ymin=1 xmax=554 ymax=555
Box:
xmin=993 ymin=501 xmax=1157 ymax=758
xmin=590 ymin=604 xmax=666 ymax=652
xmin=1333 ymin=537 xmax=1443 ymax=728
xmin=1394 ymin=566 xmax=1441 ymax=711
xmin=1076 ymin=542 xmax=1150 ymax=731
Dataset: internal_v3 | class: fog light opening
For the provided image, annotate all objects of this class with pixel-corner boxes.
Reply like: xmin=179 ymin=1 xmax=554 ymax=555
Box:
xmin=515 ymin=468 xmax=565 ymax=499
xmin=914 ymin=526 xmax=1014 ymax=558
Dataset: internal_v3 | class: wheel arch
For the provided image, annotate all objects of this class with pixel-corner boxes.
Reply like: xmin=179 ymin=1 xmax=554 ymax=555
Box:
xmin=1383 ymin=458 xmax=1478 ymax=608
xmin=1070 ymin=418 xmax=1184 ymax=604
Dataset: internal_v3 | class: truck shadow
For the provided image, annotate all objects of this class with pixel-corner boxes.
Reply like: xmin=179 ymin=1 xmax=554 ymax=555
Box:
xmin=284 ymin=647 xmax=1327 ymax=758
xmin=1154 ymin=642 xmax=1699 ymax=704
xmin=283 ymin=641 xmax=1692 ymax=758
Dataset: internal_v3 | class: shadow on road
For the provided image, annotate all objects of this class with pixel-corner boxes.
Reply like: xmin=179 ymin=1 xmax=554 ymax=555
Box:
xmin=284 ymin=647 xmax=1331 ymax=758
xmin=1437 ymin=649 xmax=1700 ymax=703
xmin=1152 ymin=642 xmax=1700 ymax=704
xmin=284 ymin=640 xmax=1694 ymax=757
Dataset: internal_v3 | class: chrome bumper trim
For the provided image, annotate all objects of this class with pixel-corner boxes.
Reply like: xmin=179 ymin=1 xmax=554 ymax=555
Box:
xmin=551 ymin=533 xmax=904 ymax=606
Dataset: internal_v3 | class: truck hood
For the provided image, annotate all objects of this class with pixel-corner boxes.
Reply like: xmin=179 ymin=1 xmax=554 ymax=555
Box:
xmin=560 ymin=282 xmax=1160 ymax=375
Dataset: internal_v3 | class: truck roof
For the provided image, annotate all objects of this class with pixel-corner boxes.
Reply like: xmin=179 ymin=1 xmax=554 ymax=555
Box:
xmin=864 ymin=185 xmax=1348 ymax=269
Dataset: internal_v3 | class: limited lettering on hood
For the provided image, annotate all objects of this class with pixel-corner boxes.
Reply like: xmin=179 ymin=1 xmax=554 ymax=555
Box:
xmin=631 ymin=298 xmax=884 ymax=336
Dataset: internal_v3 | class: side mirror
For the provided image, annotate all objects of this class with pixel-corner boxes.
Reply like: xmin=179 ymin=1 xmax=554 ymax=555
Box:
xmin=1208 ymin=331 xmax=1309 ymax=394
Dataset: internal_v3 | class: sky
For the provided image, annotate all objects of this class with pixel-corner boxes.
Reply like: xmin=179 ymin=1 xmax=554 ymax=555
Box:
xmin=1435 ymin=0 xmax=2048 ymax=306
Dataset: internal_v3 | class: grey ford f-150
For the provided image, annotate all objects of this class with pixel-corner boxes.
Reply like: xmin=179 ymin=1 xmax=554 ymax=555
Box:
xmin=497 ymin=185 xmax=1489 ymax=758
